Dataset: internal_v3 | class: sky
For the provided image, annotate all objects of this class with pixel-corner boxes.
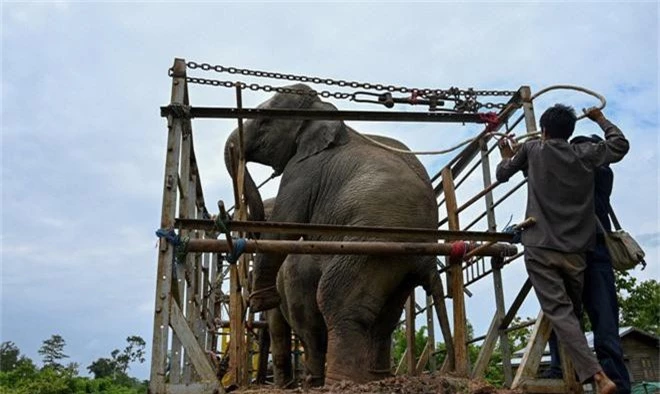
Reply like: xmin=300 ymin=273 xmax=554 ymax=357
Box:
xmin=2 ymin=1 xmax=658 ymax=381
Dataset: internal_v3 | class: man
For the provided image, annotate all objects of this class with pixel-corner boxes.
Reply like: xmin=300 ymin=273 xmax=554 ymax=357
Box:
xmin=496 ymin=104 xmax=629 ymax=394
xmin=543 ymin=133 xmax=631 ymax=393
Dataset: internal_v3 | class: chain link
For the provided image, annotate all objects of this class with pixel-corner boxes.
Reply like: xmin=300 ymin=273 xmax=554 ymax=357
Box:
xmin=169 ymin=61 xmax=513 ymax=111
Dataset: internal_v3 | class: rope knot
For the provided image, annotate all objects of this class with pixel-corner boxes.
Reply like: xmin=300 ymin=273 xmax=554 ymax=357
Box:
xmin=449 ymin=241 xmax=468 ymax=264
xmin=226 ymin=238 xmax=247 ymax=264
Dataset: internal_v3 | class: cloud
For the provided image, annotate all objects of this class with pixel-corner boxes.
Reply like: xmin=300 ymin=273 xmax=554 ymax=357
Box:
xmin=2 ymin=1 xmax=657 ymax=380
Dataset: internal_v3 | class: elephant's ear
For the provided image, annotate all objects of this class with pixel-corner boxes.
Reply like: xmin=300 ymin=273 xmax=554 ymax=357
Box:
xmin=294 ymin=102 xmax=348 ymax=162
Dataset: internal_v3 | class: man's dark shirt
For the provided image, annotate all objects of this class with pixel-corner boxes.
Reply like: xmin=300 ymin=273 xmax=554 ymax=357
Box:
xmin=496 ymin=118 xmax=628 ymax=252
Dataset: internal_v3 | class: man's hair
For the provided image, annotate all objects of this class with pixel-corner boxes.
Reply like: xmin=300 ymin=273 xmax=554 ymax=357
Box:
xmin=540 ymin=104 xmax=577 ymax=140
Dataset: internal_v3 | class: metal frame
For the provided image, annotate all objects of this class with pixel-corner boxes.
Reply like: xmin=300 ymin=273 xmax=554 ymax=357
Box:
xmin=149 ymin=58 xmax=578 ymax=394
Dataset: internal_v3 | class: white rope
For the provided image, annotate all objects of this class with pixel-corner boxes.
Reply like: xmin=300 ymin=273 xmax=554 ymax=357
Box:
xmin=354 ymin=84 xmax=607 ymax=155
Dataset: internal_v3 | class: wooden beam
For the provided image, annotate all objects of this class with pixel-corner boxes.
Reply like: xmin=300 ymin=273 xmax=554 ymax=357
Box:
xmin=170 ymin=298 xmax=218 ymax=382
xmin=470 ymin=313 xmax=500 ymax=379
xmin=559 ymin=342 xmax=582 ymax=393
xmin=442 ymin=167 xmax=468 ymax=377
xmin=175 ymin=219 xmax=517 ymax=243
xmin=395 ymin=347 xmax=408 ymax=375
xmin=425 ymin=294 xmax=436 ymax=372
xmin=415 ymin=342 xmax=431 ymax=375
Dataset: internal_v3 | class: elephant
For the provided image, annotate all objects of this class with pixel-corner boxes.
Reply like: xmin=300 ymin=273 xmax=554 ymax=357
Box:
xmin=259 ymin=198 xmax=327 ymax=388
xmin=224 ymin=83 xmax=441 ymax=384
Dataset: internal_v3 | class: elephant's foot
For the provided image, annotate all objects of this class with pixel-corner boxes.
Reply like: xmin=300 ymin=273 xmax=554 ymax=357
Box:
xmin=303 ymin=374 xmax=325 ymax=389
xmin=249 ymin=285 xmax=280 ymax=312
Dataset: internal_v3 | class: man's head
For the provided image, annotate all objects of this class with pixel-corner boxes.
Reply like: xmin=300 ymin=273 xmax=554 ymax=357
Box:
xmin=540 ymin=104 xmax=577 ymax=140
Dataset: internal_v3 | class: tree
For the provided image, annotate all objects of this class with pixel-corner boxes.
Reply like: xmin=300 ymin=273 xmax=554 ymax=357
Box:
xmin=38 ymin=334 xmax=69 ymax=370
xmin=619 ymin=278 xmax=660 ymax=335
xmin=0 ymin=342 xmax=20 ymax=372
xmin=115 ymin=336 xmax=146 ymax=374
xmin=87 ymin=357 xmax=116 ymax=379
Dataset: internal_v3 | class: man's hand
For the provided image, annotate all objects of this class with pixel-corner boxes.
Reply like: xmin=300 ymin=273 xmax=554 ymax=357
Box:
xmin=498 ymin=137 xmax=517 ymax=160
xmin=583 ymin=107 xmax=606 ymax=122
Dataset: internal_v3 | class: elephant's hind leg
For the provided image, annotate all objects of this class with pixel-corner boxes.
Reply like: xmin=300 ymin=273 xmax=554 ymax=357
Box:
xmin=319 ymin=256 xmax=411 ymax=384
xmin=268 ymin=308 xmax=294 ymax=388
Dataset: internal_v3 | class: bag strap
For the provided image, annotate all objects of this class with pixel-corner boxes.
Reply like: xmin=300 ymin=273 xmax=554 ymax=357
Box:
xmin=607 ymin=201 xmax=623 ymax=231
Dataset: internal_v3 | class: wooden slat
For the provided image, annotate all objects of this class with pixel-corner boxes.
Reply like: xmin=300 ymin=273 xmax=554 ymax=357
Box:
xmin=512 ymin=311 xmax=552 ymax=389
xmin=170 ymin=298 xmax=218 ymax=382
xmin=559 ymin=342 xmax=582 ymax=393
xmin=415 ymin=342 xmax=430 ymax=375
xmin=395 ymin=347 xmax=408 ymax=375
xmin=470 ymin=313 xmax=500 ymax=379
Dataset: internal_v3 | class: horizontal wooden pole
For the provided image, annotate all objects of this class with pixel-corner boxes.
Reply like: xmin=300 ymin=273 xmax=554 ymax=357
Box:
xmin=186 ymin=239 xmax=518 ymax=256
xmin=161 ymin=106 xmax=489 ymax=123
xmin=176 ymin=219 xmax=516 ymax=243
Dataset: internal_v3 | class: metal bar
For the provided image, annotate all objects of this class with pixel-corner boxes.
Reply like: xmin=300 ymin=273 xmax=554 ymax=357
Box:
xmin=161 ymin=106 xmax=489 ymax=123
xmin=175 ymin=219 xmax=515 ymax=243
xmin=186 ymin=239 xmax=518 ymax=256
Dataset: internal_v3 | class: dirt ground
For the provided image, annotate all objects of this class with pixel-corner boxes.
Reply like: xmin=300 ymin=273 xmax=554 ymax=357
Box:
xmin=238 ymin=374 xmax=522 ymax=394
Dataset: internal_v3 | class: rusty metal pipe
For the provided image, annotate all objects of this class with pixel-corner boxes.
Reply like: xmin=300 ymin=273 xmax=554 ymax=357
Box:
xmin=186 ymin=239 xmax=518 ymax=257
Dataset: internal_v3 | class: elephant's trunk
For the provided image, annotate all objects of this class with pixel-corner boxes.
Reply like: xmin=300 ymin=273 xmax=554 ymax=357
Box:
xmin=224 ymin=129 xmax=265 ymax=222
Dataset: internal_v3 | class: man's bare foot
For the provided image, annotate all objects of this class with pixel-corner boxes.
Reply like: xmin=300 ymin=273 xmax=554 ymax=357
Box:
xmin=593 ymin=371 xmax=616 ymax=394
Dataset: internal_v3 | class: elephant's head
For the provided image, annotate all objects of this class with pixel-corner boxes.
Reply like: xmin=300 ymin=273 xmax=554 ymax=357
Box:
xmin=223 ymin=84 xmax=348 ymax=222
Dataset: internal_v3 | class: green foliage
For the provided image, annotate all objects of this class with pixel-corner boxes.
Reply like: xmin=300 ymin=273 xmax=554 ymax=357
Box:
xmin=38 ymin=335 xmax=69 ymax=371
xmin=87 ymin=336 xmax=147 ymax=380
xmin=619 ymin=278 xmax=660 ymax=335
xmin=0 ymin=336 xmax=148 ymax=394
xmin=391 ymin=325 xmax=428 ymax=368
xmin=1 ymin=342 xmax=22 ymax=372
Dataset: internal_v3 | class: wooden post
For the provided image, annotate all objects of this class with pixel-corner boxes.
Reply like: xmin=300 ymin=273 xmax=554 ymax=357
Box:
xmin=149 ymin=58 xmax=185 ymax=394
xmin=405 ymin=292 xmax=417 ymax=375
xmin=426 ymin=294 xmax=436 ymax=372
xmin=229 ymin=86 xmax=249 ymax=387
xmin=480 ymin=137 xmax=514 ymax=385
xmin=442 ymin=167 xmax=468 ymax=376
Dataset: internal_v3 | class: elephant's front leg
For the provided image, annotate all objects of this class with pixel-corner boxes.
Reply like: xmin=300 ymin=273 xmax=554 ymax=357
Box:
xmin=250 ymin=252 xmax=288 ymax=312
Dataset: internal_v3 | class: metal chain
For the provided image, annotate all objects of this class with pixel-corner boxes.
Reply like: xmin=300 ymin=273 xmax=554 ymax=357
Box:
xmin=169 ymin=61 xmax=513 ymax=111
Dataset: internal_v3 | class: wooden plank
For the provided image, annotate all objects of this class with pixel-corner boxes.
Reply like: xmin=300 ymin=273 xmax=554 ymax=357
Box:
xmin=395 ymin=347 xmax=408 ymax=375
xmin=415 ymin=342 xmax=430 ymax=375
xmin=470 ymin=313 xmax=500 ymax=379
xmin=166 ymin=382 xmax=224 ymax=394
xmin=149 ymin=57 xmax=186 ymax=394
xmin=519 ymin=379 xmax=567 ymax=393
xmin=170 ymin=298 xmax=218 ymax=382
xmin=512 ymin=311 xmax=552 ymax=389
xmin=520 ymin=86 xmax=538 ymax=133
xmin=501 ymin=279 xmax=533 ymax=329
xmin=442 ymin=167 xmax=468 ymax=377
xmin=406 ymin=293 xmax=417 ymax=375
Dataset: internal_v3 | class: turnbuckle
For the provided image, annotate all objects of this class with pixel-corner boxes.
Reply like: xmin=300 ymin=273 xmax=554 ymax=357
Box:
xmin=352 ymin=91 xmax=446 ymax=110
